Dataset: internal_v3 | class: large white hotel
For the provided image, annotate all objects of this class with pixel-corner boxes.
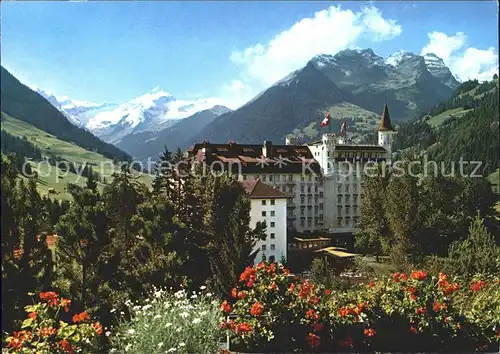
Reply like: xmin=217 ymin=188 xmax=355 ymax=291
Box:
xmin=186 ymin=104 xmax=396 ymax=263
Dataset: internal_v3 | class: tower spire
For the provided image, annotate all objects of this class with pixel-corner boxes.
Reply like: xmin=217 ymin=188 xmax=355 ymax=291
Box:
xmin=377 ymin=100 xmax=394 ymax=132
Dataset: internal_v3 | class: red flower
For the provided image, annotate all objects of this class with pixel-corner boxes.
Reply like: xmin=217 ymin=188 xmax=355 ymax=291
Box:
xmin=92 ymin=321 xmax=103 ymax=335
xmin=269 ymin=282 xmax=277 ymax=291
xmin=369 ymin=281 xmax=375 ymax=287
xmin=239 ymin=266 xmax=256 ymax=282
xmin=60 ymin=298 xmax=72 ymax=312
xmin=410 ymin=326 xmax=418 ymax=334
xmin=415 ymin=307 xmax=426 ymax=315
xmin=289 ymin=283 xmax=296 ymax=292
xmin=339 ymin=336 xmax=353 ymax=348
xmin=39 ymin=327 xmax=56 ymax=337
xmin=364 ymin=328 xmax=376 ymax=337
xmin=406 ymin=286 xmax=417 ymax=294
xmin=400 ymin=273 xmax=408 ymax=281
xmin=231 ymin=288 xmax=238 ymax=298
xmin=306 ymin=333 xmax=321 ymax=348
xmin=433 ymin=301 xmax=446 ymax=312
xmin=442 ymin=282 xmax=460 ymax=295
xmin=28 ymin=312 xmax=37 ymax=320
xmin=39 ymin=291 xmax=59 ymax=307
xmin=438 ymin=273 xmax=448 ymax=286
xmin=268 ymin=263 xmax=276 ymax=273
xmin=311 ymin=322 xmax=324 ymax=332
xmin=471 ymin=280 xmax=486 ymax=292
xmin=308 ymin=296 xmax=320 ymax=305
xmin=338 ymin=307 xmax=349 ymax=318
xmin=235 ymin=322 xmax=252 ymax=334
xmin=355 ymin=302 xmax=367 ymax=315
xmin=237 ymin=291 xmax=246 ymax=299
xmin=72 ymin=311 xmax=90 ymax=323
xmin=410 ymin=294 xmax=417 ymax=301
xmin=250 ymin=302 xmax=264 ymax=317
xmin=392 ymin=272 xmax=401 ymax=282
xmin=411 ymin=271 xmax=427 ymax=281
xmin=306 ymin=309 xmax=320 ymax=321
xmin=59 ymin=339 xmax=74 ymax=354
xmin=324 ymin=289 xmax=332 ymax=296
xmin=220 ymin=300 xmax=232 ymax=313
xmin=256 ymin=262 xmax=266 ymax=270
xmin=246 ymin=280 xmax=255 ymax=288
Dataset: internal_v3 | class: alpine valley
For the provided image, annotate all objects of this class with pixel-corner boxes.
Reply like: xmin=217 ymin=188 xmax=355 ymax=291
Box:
xmin=17 ymin=48 xmax=460 ymax=160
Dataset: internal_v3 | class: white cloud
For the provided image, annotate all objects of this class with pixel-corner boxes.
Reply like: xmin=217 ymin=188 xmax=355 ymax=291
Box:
xmin=220 ymin=5 xmax=402 ymax=109
xmin=421 ymin=31 xmax=499 ymax=82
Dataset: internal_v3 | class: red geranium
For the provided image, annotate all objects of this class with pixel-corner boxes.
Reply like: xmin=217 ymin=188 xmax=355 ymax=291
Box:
xmin=311 ymin=322 xmax=324 ymax=332
xmin=92 ymin=321 xmax=103 ymax=335
xmin=470 ymin=280 xmax=487 ymax=292
xmin=410 ymin=326 xmax=418 ymax=334
xmin=364 ymin=328 xmax=376 ymax=337
xmin=59 ymin=339 xmax=74 ymax=354
xmin=306 ymin=309 xmax=320 ymax=321
xmin=235 ymin=322 xmax=252 ymax=334
xmin=306 ymin=332 xmax=321 ymax=348
xmin=28 ymin=312 xmax=37 ymax=320
xmin=220 ymin=300 xmax=232 ymax=313
xmin=231 ymin=288 xmax=238 ymax=298
xmin=250 ymin=302 xmax=264 ymax=317
xmin=415 ymin=307 xmax=426 ymax=315
xmin=411 ymin=271 xmax=427 ymax=281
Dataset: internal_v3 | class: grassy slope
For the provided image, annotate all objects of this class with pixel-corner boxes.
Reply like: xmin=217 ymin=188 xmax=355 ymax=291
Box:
xmin=1 ymin=113 xmax=153 ymax=200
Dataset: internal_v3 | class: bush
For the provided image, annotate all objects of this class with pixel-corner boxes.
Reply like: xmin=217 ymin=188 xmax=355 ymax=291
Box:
xmin=3 ymin=292 xmax=103 ymax=353
xmin=110 ymin=287 xmax=223 ymax=354
xmin=222 ymin=263 xmax=500 ymax=353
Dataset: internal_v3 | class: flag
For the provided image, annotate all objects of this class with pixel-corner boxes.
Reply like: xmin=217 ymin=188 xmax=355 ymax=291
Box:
xmin=321 ymin=112 xmax=331 ymax=127
xmin=340 ymin=120 xmax=347 ymax=134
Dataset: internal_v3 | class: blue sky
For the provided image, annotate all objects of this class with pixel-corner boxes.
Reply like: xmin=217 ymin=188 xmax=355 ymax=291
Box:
xmin=2 ymin=1 xmax=498 ymax=108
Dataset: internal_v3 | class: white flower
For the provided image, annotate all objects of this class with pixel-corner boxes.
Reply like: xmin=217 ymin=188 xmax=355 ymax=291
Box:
xmin=174 ymin=290 xmax=185 ymax=298
xmin=105 ymin=331 xmax=111 ymax=337
xmin=179 ymin=342 xmax=186 ymax=347
xmin=125 ymin=344 xmax=132 ymax=352
xmin=120 ymin=311 xmax=125 ymax=315
xmin=165 ymin=322 xmax=173 ymax=328
xmin=200 ymin=311 xmax=207 ymax=316
xmin=192 ymin=318 xmax=201 ymax=324
xmin=199 ymin=285 xmax=207 ymax=290
xmin=166 ymin=348 xmax=177 ymax=353
xmin=153 ymin=314 xmax=162 ymax=319
xmin=142 ymin=304 xmax=152 ymax=311
xmin=127 ymin=329 xmax=135 ymax=335
xmin=190 ymin=294 xmax=197 ymax=299
xmin=206 ymin=292 xmax=213 ymax=297
xmin=110 ymin=309 xmax=116 ymax=313
xmin=179 ymin=312 xmax=189 ymax=318
xmin=176 ymin=328 xmax=181 ymax=332
xmin=158 ymin=342 xmax=164 ymax=348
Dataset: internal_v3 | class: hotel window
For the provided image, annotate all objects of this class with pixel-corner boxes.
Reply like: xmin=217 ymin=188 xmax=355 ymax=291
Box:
xmin=337 ymin=217 xmax=342 ymax=226
xmin=346 ymin=195 xmax=350 ymax=203
xmin=338 ymin=206 xmax=342 ymax=214
xmin=346 ymin=206 xmax=350 ymax=214
xmin=262 ymin=200 xmax=267 ymax=206
xmin=262 ymin=175 xmax=267 ymax=182
xmin=337 ymin=186 xmax=342 ymax=193
xmin=307 ymin=186 xmax=311 ymax=193
xmin=308 ymin=219 xmax=312 ymax=227
xmin=282 ymin=174 xmax=287 ymax=181
xmin=262 ymin=245 xmax=267 ymax=251
xmin=315 ymin=186 xmax=318 ymax=193
xmin=314 ymin=206 xmax=318 ymax=214
xmin=270 ymin=199 xmax=275 ymax=206
xmin=269 ymin=255 xmax=275 ymax=262
xmin=340 ymin=152 xmax=345 ymax=158
xmin=337 ymin=195 xmax=342 ymax=204
xmin=319 ymin=203 xmax=323 ymax=210
xmin=353 ymin=196 xmax=358 ymax=204
xmin=301 ymin=196 xmax=305 ymax=204
xmin=269 ymin=175 xmax=273 ymax=181
xmin=300 ymin=207 xmax=305 ymax=216
xmin=349 ymin=152 xmax=354 ymax=158
xmin=308 ymin=175 xmax=312 ymax=182
xmin=270 ymin=233 xmax=275 ymax=239
xmin=307 ymin=196 xmax=312 ymax=204
xmin=288 ymin=186 xmax=294 ymax=193
xmin=270 ymin=244 xmax=275 ymax=251
xmin=314 ymin=196 xmax=318 ymax=203
xmin=319 ymin=192 xmax=323 ymax=198
xmin=270 ymin=222 xmax=275 ymax=228
xmin=354 ymin=206 xmax=358 ymax=213
xmin=288 ymin=174 xmax=293 ymax=181
xmin=319 ymin=214 xmax=323 ymax=221
xmin=346 ymin=185 xmax=350 ymax=193
xmin=346 ymin=216 xmax=351 ymax=226
xmin=300 ymin=219 xmax=305 ymax=227
xmin=262 ymin=211 xmax=266 ymax=217
xmin=301 ymin=176 xmax=305 ymax=182
xmin=270 ymin=211 xmax=275 ymax=217
xmin=301 ymin=185 xmax=305 ymax=193
xmin=242 ymin=175 xmax=247 ymax=180
xmin=275 ymin=175 xmax=280 ymax=182
xmin=363 ymin=152 xmax=368 ymax=158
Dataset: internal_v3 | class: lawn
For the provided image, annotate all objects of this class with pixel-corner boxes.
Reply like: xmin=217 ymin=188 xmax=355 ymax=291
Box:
xmin=2 ymin=112 xmax=153 ymax=200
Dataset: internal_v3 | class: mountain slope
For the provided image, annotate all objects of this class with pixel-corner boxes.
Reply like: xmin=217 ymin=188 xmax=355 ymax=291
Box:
xmin=1 ymin=66 xmax=130 ymax=161
xmin=393 ymin=79 xmax=499 ymax=177
xmin=1 ymin=112 xmax=152 ymax=200
xmin=192 ymin=61 xmax=346 ymax=145
xmin=116 ymin=105 xmax=232 ymax=159
xmin=191 ymin=49 xmax=459 ymax=146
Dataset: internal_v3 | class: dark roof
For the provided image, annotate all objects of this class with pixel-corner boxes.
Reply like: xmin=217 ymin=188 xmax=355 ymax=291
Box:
xmin=334 ymin=145 xmax=387 ymax=152
xmin=187 ymin=141 xmax=322 ymax=174
xmin=240 ymin=179 xmax=288 ymax=199
xmin=377 ymin=104 xmax=395 ymax=132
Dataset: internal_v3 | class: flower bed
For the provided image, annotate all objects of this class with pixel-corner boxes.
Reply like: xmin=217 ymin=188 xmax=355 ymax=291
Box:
xmin=221 ymin=263 xmax=500 ymax=353
xmin=3 ymin=292 xmax=103 ymax=353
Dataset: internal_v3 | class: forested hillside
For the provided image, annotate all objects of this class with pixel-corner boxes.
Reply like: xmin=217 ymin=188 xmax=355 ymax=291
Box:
xmin=0 ymin=66 xmax=131 ymax=162
xmin=394 ymin=79 xmax=499 ymax=176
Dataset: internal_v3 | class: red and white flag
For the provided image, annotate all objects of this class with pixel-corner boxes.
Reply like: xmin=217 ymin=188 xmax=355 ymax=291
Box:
xmin=321 ymin=112 xmax=331 ymax=127
xmin=340 ymin=120 xmax=347 ymax=135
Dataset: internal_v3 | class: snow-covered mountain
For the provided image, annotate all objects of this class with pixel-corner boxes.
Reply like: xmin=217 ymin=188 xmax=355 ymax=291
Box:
xmin=38 ymin=87 xmax=223 ymax=145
